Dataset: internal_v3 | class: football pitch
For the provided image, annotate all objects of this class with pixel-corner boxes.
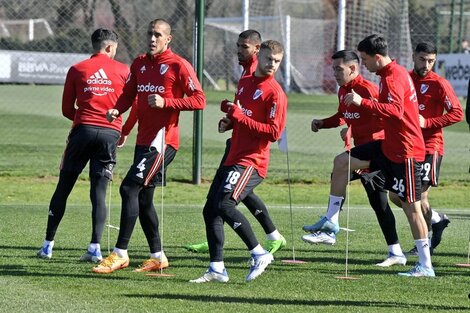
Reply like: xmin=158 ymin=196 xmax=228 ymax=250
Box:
xmin=0 ymin=85 xmax=469 ymax=312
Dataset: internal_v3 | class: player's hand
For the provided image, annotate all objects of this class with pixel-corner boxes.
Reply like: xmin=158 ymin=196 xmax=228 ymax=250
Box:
xmin=117 ymin=135 xmax=128 ymax=148
xmin=218 ymin=116 xmax=232 ymax=133
xmin=226 ymin=100 xmax=242 ymax=112
xmin=220 ymin=99 xmax=230 ymax=113
xmin=148 ymin=94 xmax=165 ymax=108
xmin=344 ymin=89 xmax=363 ymax=107
xmin=106 ymin=109 xmax=119 ymax=122
xmin=340 ymin=127 xmax=348 ymax=141
xmin=311 ymin=119 xmax=323 ymax=132
xmin=418 ymin=114 xmax=425 ymax=128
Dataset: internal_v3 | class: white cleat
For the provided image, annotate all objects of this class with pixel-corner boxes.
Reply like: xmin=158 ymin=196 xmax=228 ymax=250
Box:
xmin=301 ymin=231 xmax=336 ymax=245
xmin=246 ymin=252 xmax=274 ymax=282
xmin=189 ymin=267 xmax=229 ymax=283
xmin=376 ymin=253 xmax=407 ymax=267
xmin=37 ymin=243 xmax=53 ymax=259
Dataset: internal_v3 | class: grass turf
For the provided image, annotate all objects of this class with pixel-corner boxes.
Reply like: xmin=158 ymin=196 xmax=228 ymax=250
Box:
xmin=0 ymin=85 xmax=469 ymax=312
xmin=1 ymin=200 xmax=469 ymax=312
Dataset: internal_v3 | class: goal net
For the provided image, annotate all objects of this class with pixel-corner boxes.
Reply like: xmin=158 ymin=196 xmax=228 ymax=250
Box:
xmin=343 ymin=0 xmax=413 ymax=84
xmin=204 ymin=0 xmax=412 ymax=94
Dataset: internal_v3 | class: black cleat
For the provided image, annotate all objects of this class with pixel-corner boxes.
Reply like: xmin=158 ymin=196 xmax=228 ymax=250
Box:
xmin=431 ymin=214 xmax=450 ymax=252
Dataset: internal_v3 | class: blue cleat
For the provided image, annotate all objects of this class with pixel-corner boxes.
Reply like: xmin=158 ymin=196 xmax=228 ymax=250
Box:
xmin=398 ymin=262 xmax=435 ymax=277
xmin=80 ymin=249 xmax=103 ymax=263
xmin=302 ymin=216 xmax=340 ymax=234
xmin=37 ymin=243 xmax=53 ymax=259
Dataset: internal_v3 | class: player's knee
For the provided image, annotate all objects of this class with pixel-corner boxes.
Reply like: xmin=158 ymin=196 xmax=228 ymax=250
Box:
xmin=217 ymin=197 xmax=236 ymax=216
xmin=333 ymin=153 xmax=349 ymax=171
xmin=119 ymin=180 xmax=139 ymax=199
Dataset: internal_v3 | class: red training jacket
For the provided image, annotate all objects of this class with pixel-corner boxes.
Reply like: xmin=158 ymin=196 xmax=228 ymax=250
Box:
xmin=62 ymin=53 xmax=130 ymax=132
xmin=410 ymin=70 xmax=464 ymax=155
xmin=224 ymin=73 xmax=288 ymax=178
xmin=322 ymin=75 xmax=384 ymax=146
xmin=114 ymin=48 xmax=206 ymax=149
xmin=361 ymin=60 xmax=425 ymax=163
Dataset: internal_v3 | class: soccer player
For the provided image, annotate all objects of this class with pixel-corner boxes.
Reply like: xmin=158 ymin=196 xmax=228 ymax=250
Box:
xmin=190 ymin=40 xmax=287 ymax=283
xmin=302 ymin=50 xmax=406 ymax=267
xmin=92 ymin=19 xmax=206 ymax=274
xmin=37 ymin=28 xmax=130 ymax=262
xmin=184 ymin=29 xmax=286 ymax=254
xmin=390 ymin=42 xmax=463 ymax=255
xmin=303 ymin=34 xmax=434 ymax=277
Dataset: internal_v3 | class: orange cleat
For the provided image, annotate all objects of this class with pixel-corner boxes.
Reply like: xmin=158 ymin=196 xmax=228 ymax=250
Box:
xmin=134 ymin=256 xmax=169 ymax=272
xmin=92 ymin=252 xmax=129 ymax=274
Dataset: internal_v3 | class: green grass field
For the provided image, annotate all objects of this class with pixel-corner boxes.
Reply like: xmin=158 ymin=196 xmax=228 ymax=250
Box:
xmin=0 ymin=85 xmax=469 ymax=312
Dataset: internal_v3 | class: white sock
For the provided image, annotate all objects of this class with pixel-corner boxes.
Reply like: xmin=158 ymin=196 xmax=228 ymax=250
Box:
xmin=113 ymin=247 xmax=128 ymax=258
xmin=326 ymin=195 xmax=343 ymax=224
xmin=431 ymin=210 xmax=441 ymax=224
xmin=388 ymin=244 xmax=403 ymax=256
xmin=415 ymin=238 xmax=432 ymax=269
xmin=249 ymin=244 xmax=266 ymax=255
xmin=210 ymin=261 xmax=225 ymax=273
xmin=88 ymin=243 xmax=100 ymax=252
xmin=44 ymin=240 xmax=54 ymax=248
xmin=150 ymin=251 xmax=164 ymax=259
xmin=266 ymin=230 xmax=281 ymax=240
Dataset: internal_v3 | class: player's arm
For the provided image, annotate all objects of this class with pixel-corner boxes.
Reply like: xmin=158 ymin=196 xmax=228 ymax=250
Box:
xmin=422 ymin=80 xmax=464 ymax=129
xmin=118 ymin=101 xmax=138 ymax=147
xmin=228 ymin=91 xmax=287 ymax=142
xmin=357 ymin=77 xmax=405 ymax=119
xmin=113 ymin=63 xmax=139 ymax=117
xmin=61 ymin=67 xmax=77 ymax=121
xmin=318 ymin=93 xmax=345 ymax=131
xmin=163 ymin=60 xmax=206 ymax=111
xmin=321 ymin=111 xmax=346 ymax=130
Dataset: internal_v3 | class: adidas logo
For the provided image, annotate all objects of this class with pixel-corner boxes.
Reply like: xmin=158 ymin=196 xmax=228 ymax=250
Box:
xmin=224 ymin=183 xmax=232 ymax=190
xmin=333 ymin=201 xmax=341 ymax=206
xmin=136 ymin=172 xmax=144 ymax=179
xmin=233 ymin=222 xmax=242 ymax=229
xmin=48 ymin=210 xmax=54 ymax=217
xmin=254 ymin=210 xmax=262 ymax=216
xmin=87 ymin=68 xmax=112 ymax=85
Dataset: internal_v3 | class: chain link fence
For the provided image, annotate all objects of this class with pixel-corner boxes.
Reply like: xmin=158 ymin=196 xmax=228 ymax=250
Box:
xmin=0 ymin=0 xmax=468 ymax=183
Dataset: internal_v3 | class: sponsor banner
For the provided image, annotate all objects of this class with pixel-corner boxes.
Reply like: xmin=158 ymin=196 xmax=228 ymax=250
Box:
xmin=436 ymin=53 xmax=470 ymax=97
xmin=0 ymin=50 xmax=88 ymax=84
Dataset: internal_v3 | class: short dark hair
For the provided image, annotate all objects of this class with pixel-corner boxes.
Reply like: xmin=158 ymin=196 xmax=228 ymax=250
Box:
xmin=149 ymin=19 xmax=171 ymax=35
xmin=414 ymin=41 xmax=437 ymax=54
xmin=332 ymin=50 xmax=360 ymax=63
xmin=91 ymin=28 xmax=118 ymax=51
xmin=260 ymin=40 xmax=284 ymax=55
xmin=239 ymin=29 xmax=262 ymax=43
xmin=357 ymin=34 xmax=388 ymax=57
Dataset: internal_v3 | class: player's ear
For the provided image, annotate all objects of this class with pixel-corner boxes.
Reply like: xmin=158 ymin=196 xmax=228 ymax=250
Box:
xmin=167 ymin=35 xmax=172 ymax=44
xmin=254 ymin=43 xmax=261 ymax=54
xmin=349 ymin=63 xmax=357 ymax=75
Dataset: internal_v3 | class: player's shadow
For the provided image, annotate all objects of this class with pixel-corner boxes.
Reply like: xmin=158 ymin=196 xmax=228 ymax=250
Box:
xmin=125 ymin=292 xmax=470 ymax=311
